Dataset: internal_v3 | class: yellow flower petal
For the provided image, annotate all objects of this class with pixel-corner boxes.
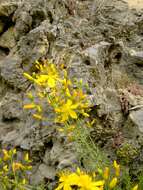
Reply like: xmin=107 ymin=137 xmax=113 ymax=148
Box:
xmin=23 ymin=73 xmax=35 ymax=81
xmin=48 ymin=77 xmax=56 ymax=88
xmin=103 ymin=167 xmax=109 ymax=180
xmin=24 ymin=153 xmax=29 ymax=162
xmin=93 ymin=180 xmax=105 ymax=186
xmin=23 ymin=104 xmax=36 ymax=109
xmin=32 ymin=114 xmax=42 ymax=120
xmin=113 ymin=160 xmax=120 ymax=177
xmin=109 ymin=177 xmax=118 ymax=189
xmin=69 ymin=110 xmax=78 ymax=119
xmin=2 ymin=149 xmax=10 ymax=161
xmin=132 ymin=184 xmax=138 ymax=190
xmin=3 ymin=165 xmax=8 ymax=172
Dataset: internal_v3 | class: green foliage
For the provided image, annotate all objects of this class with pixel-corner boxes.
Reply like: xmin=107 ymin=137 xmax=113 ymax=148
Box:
xmin=0 ymin=149 xmax=32 ymax=190
xmin=116 ymin=142 xmax=138 ymax=164
xmin=138 ymin=173 xmax=143 ymax=190
xmin=73 ymin=121 xmax=109 ymax=171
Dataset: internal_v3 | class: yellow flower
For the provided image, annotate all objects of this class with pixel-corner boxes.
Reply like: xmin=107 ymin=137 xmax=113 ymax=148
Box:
xmin=93 ymin=180 xmax=105 ymax=187
xmin=22 ymin=178 xmax=27 ymax=185
xmin=36 ymin=105 xmax=42 ymax=112
xmin=12 ymin=149 xmax=17 ymax=155
xmin=38 ymin=92 xmax=45 ymax=98
xmin=78 ymin=174 xmax=104 ymax=190
xmin=32 ymin=114 xmax=43 ymax=120
xmin=35 ymin=63 xmax=59 ymax=88
xmin=24 ymin=62 xmax=59 ymax=88
xmin=12 ymin=162 xmax=25 ymax=172
xmin=3 ymin=165 xmax=8 ymax=172
xmin=24 ymin=153 xmax=29 ymax=162
xmin=26 ymin=165 xmax=32 ymax=170
xmin=2 ymin=149 xmax=10 ymax=161
xmin=55 ymin=99 xmax=78 ymax=122
xmin=109 ymin=177 xmax=118 ymax=189
xmin=113 ymin=160 xmax=120 ymax=177
xmin=81 ymin=110 xmax=89 ymax=117
xmin=66 ymin=88 xmax=71 ymax=97
xmin=58 ymin=128 xmax=64 ymax=132
xmin=23 ymin=104 xmax=36 ymax=109
xmin=103 ymin=167 xmax=109 ymax=180
xmin=132 ymin=184 xmax=138 ymax=190
xmin=62 ymin=79 xmax=72 ymax=89
xmin=76 ymin=169 xmax=104 ymax=190
xmin=27 ymin=92 xmax=33 ymax=99
xmin=9 ymin=149 xmax=17 ymax=156
xmin=36 ymin=74 xmax=57 ymax=88
xmin=23 ymin=73 xmax=35 ymax=82
xmin=77 ymin=173 xmax=93 ymax=189
xmin=55 ymin=172 xmax=79 ymax=190
xmin=77 ymin=167 xmax=82 ymax=174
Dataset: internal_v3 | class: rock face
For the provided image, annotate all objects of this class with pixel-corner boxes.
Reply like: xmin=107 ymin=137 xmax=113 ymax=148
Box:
xmin=0 ymin=0 xmax=143 ymax=183
xmin=130 ymin=109 xmax=143 ymax=133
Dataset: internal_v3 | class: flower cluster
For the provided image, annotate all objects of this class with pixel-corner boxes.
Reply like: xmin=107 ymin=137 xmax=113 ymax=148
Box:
xmin=24 ymin=60 xmax=90 ymax=130
xmin=23 ymin=59 xmax=140 ymax=190
xmin=0 ymin=149 xmax=32 ymax=190
xmin=55 ymin=161 xmax=138 ymax=190
xmin=55 ymin=168 xmax=104 ymax=190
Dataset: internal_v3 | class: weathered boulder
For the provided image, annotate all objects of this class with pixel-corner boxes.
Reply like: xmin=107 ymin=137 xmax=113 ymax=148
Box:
xmin=129 ymin=109 xmax=143 ymax=133
xmin=1 ymin=92 xmax=23 ymax=120
xmin=129 ymin=50 xmax=143 ymax=66
xmin=0 ymin=55 xmax=29 ymax=90
xmin=0 ymin=27 xmax=15 ymax=49
xmin=0 ymin=0 xmax=20 ymax=17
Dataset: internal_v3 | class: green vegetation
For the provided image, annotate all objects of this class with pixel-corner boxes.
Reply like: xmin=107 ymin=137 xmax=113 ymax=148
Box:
xmin=116 ymin=142 xmax=138 ymax=164
xmin=0 ymin=149 xmax=32 ymax=190
xmin=1 ymin=59 xmax=143 ymax=189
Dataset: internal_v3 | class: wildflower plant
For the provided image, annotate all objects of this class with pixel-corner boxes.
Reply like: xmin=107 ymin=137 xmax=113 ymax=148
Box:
xmin=23 ymin=59 xmax=106 ymax=170
xmin=23 ymin=59 xmax=90 ymax=135
xmin=55 ymin=161 xmax=139 ymax=190
xmin=23 ymin=59 xmax=141 ymax=190
xmin=0 ymin=149 xmax=32 ymax=190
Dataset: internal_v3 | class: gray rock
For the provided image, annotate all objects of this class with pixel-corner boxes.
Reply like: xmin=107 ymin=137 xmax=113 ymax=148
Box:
xmin=39 ymin=164 xmax=56 ymax=180
xmin=30 ymin=163 xmax=56 ymax=185
xmin=30 ymin=166 xmax=44 ymax=185
xmin=2 ymin=130 xmax=19 ymax=145
xmin=0 ymin=0 xmax=20 ymax=17
xmin=0 ymin=122 xmax=16 ymax=141
xmin=0 ymin=92 xmax=23 ymax=120
xmin=0 ymin=55 xmax=29 ymax=90
xmin=50 ymin=140 xmax=64 ymax=164
xmin=16 ymin=25 xmax=49 ymax=67
xmin=0 ymin=27 xmax=16 ymax=49
xmin=129 ymin=109 xmax=143 ymax=133
xmin=57 ymin=155 xmax=77 ymax=170
xmin=83 ymin=42 xmax=110 ymax=66
xmin=129 ymin=50 xmax=143 ymax=66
